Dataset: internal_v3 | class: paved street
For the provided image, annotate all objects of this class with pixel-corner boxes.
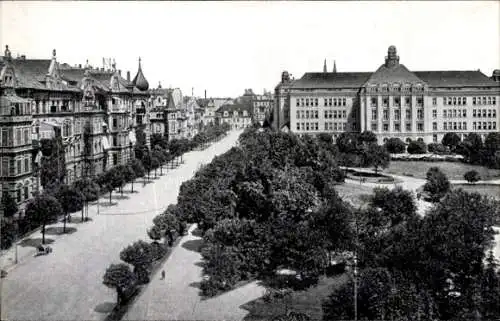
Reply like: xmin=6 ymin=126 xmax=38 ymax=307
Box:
xmin=124 ymin=224 xmax=265 ymax=321
xmin=1 ymin=130 xmax=243 ymax=321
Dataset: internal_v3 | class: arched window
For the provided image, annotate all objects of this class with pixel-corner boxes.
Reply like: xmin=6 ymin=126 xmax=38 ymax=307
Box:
xmin=417 ymin=137 xmax=424 ymax=142
xmin=405 ymin=138 xmax=412 ymax=144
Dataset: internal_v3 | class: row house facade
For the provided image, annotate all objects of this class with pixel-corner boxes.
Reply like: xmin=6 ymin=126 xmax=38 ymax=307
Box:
xmin=215 ymin=103 xmax=252 ymax=129
xmin=0 ymin=45 xmax=151 ymax=207
xmin=274 ymin=46 xmax=500 ymax=144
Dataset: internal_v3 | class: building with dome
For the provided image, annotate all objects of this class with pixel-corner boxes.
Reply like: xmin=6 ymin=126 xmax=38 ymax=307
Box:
xmin=274 ymin=46 xmax=500 ymax=144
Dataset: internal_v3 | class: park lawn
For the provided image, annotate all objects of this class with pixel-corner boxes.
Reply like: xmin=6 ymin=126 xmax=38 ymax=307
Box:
xmin=242 ymin=274 xmax=348 ymax=321
xmin=335 ymin=182 xmax=374 ymax=207
xmin=385 ymin=161 xmax=500 ymax=181
xmin=452 ymin=184 xmax=500 ymax=200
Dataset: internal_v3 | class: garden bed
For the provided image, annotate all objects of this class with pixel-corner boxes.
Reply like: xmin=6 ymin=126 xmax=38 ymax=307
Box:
xmin=386 ymin=161 xmax=500 ymax=180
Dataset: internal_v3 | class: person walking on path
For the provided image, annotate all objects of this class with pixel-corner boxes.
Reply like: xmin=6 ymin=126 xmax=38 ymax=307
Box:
xmin=160 ymin=270 xmax=165 ymax=280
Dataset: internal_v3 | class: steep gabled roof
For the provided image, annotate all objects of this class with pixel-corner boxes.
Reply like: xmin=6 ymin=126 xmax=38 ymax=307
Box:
xmin=291 ymin=72 xmax=372 ymax=89
xmin=7 ymin=59 xmax=78 ymax=91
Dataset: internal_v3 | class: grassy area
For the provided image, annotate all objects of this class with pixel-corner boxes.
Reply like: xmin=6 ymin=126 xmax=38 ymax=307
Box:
xmin=335 ymin=182 xmax=374 ymax=207
xmin=242 ymin=274 xmax=348 ymax=321
xmin=452 ymin=184 xmax=500 ymax=200
xmin=385 ymin=161 xmax=500 ymax=181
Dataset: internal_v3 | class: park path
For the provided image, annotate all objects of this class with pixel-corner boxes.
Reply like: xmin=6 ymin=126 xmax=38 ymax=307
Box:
xmin=0 ymin=130 xmax=243 ymax=321
xmin=124 ymin=224 xmax=265 ymax=321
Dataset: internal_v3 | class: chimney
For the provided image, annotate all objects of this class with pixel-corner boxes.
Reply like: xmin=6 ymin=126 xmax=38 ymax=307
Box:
xmin=126 ymin=71 xmax=130 ymax=81
xmin=205 ymin=90 xmax=207 ymax=100
xmin=78 ymin=64 xmax=82 ymax=68
xmin=118 ymin=69 xmax=121 ymax=76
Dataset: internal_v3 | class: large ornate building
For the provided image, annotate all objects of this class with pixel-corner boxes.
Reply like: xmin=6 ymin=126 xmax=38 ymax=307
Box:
xmin=0 ymin=45 xmax=150 ymax=206
xmin=274 ymin=46 xmax=500 ymax=144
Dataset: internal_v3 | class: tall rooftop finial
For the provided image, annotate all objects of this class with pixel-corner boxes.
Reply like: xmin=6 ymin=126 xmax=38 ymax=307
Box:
xmin=4 ymin=45 xmax=11 ymax=59
xmin=385 ymin=45 xmax=400 ymax=68
xmin=52 ymin=49 xmax=56 ymax=58
xmin=158 ymin=81 xmax=162 ymax=89
xmin=323 ymin=59 xmax=327 ymax=73
xmin=333 ymin=60 xmax=337 ymax=73
xmin=138 ymin=57 xmax=142 ymax=69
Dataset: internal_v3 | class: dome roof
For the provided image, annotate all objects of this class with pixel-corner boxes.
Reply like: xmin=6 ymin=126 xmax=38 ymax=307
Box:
xmin=132 ymin=57 xmax=149 ymax=91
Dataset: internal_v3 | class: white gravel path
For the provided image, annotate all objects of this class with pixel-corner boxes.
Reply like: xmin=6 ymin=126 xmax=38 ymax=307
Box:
xmin=1 ymin=130 xmax=244 ymax=321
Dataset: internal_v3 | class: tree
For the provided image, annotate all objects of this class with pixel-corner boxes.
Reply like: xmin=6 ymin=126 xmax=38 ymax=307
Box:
xmin=103 ymin=263 xmax=137 ymax=306
xmin=423 ymin=167 xmax=450 ymax=202
xmin=407 ymin=140 xmax=427 ymax=154
xmin=152 ymin=148 xmax=164 ymax=176
xmin=55 ymin=185 xmax=84 ymax=232
xmin=128 ymin=159 xmax=145 ymax=192
xmin=384 ymin=137 xmax=406 ymax=154
xmin=152 ymin=208 xmax=180 ymax=246
xmin=119 ymin=240 xmax=153 ymax=284
xmin=460 ymin=133 xmax=484 ymax=164
xmin=1 ymin=192 xmax=18 ymax=218
xmin=359 ymin=130 xmax=377 ymax=145
xmin=442 ymin=132 xmax=461 ymax=150
xmin=464 ymin=170 xmax=481 ymax=184
xmin=73 ymin=179 xmax=100 ymax=221
xmin=366 ymin=144 xmax=390 ymax=173
xmin=25 ymin=195 xmax=63 ymax=244
xmin=39 ymin=137 xmax=66 ymax=189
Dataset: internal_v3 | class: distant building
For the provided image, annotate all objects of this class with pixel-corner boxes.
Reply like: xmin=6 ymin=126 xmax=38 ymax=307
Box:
xmin=215 ymin=103 xmax=252 ymax=129
xmin=274 ymin=46 xmax=500 ymax=144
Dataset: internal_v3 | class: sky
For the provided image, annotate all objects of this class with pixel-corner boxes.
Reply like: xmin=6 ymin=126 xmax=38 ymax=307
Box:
xmin=1 ymin=1 xmax=499 ymax=98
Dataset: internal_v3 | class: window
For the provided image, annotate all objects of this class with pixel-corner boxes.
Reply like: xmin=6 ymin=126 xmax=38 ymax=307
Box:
xmin=24 ymin=158 xmax=29 ymax=173
xmin=473 ymin=109 xmax=477 ymax=117
xmin=383 ymin=97 xmax=389 ymax=107
xmin=463 ymin=122 xmax=467 ymax=130
xmin=371 ymin=97 xmax=377 ymax=107
xmin=473 ymin=97 xmax=477 ymax=105
xmin=417 ymin=109 xmax=424 ymax=120
xmin=444 ymin=122 xmax=448 ymax=130
xmin=494 ymin=122 xmax=497 ymax=130
xmin=383 ymin=109 xmax=389 ymax=120
xmin=371 ymin=123 xmax=377 ymax=131
xmin=493 ymin=110 xmax=497 ymax=118
xmin=453 ymin=97 xmax=457 ymax=105
xmin=113 ymin=153 xmax=118 ymax=165
xmin=463 ymin=109 xmax=467 ymax=117
xmin=296 ymin=99 xmax=300 ymax=107
xmin=17 ymin=160 xmax=22 ymax=174
xmin=306 ymin=123 xmax=310 ymax=131
xmin=482 ymin=109 xmax=487 ymax=118
xmin=305 ymin=110 xmax=310 ymax=119
xmin=394 ymin=123 xmax=401 ymax=132
xmin=432 ymin=97 xmax=437 ymax=106
xmin=297 ymin=122 xmax=300 ymax=131
xmin=1 ymin=159 xmax=8 ymax=177
xmin=315 ymin=98 xmax=319 ymax=107
xmin=472 ymin=122 xmax=476 ymax=130
xmin=112 ymin=117 xmax=117 ymax=128
xmin=342 ymin=98 xmax=346 ymax=106
xmin=371 ymin=109 xmax=377 ymax=120
xmin=416 ymin=97 xmax=423 ymax=107
xmin=383 ymin=124 xmax=389 ymax=132
xmin=432 ymin=110 xmax=437 ymax=118
xmin=296 ymin=111 xmax=300 ymax=119
xmin=314 ymin=110 xmax=319 ymax=119
xmin=394 ymin=110 xmax=400 ymax=120
xmin=405 ymin=97 xmax=411 ymax=106
xmin=433 ymin=134 xmax=438 ymax=143
xmin=406 ymin=109 xmax=411 ymax=120
xmin=488 ymin=109 xmax=492 ymax=118
xmin=417 ymin=123 xmax=424 ymax=132
xmin=305 ymin=98 xmax=309 ymax=107
xmin=493 ymin=97 xmax=497 ymax=105
xmin=483 ymin=97 xmax=487 ymax=105
xmin=463 ymin=97 xmax=467 ymax=105
xmin=453 ymin=122 xmax=457 ymax=130
xmin=432 ymin=122 xmax=437 ymax=131
xmin=16 ymin=129 xmax=22 ymax=146
xmin=406 ymin=123 xmax=411 ymax=131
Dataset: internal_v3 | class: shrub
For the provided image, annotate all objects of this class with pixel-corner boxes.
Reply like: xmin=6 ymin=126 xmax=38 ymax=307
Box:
xmin=407 ymin=141 xmax=427 ymax=154
xmin=427 ymin=143 xmax=448 ymax=154
xmin=384 ymin=138 xmax=406 ymax=154
xmin=442 ymin=132 xmax=461 ymax=150
xmin=464 ymin=170 xmax=481 ymax=184
xmin=423 ymin=167 xmax=450 ymax=202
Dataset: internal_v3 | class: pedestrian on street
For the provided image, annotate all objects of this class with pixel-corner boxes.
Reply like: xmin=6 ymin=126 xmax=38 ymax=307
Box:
xmin=161 ymin=270 xmax=165 ymax=280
